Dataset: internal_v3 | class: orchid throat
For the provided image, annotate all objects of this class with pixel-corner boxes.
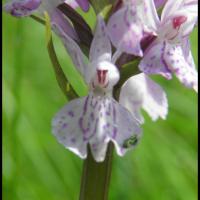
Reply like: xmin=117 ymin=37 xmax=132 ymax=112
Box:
xmin=89 ymin=61 xmax=120 ymax=95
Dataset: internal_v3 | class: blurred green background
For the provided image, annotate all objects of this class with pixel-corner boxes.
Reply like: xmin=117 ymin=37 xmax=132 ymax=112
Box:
xmin=3 ymin=6 xmax=198 ymax=200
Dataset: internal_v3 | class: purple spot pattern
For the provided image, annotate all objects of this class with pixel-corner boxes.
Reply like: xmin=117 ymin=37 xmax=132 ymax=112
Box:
xmin=163 ymin=44 xmax=198 ymax=90
xmin=139 ymin=40 xmax=172 ymax=79
xmin=52 ymin=92 xmax=141 ymax=160
xmin=107 ymin=5 xmax=144 ymax=56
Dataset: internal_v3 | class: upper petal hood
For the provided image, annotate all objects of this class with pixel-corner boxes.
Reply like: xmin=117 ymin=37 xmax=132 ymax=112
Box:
xmin=89 ymin=15 xmax=112 ymax=63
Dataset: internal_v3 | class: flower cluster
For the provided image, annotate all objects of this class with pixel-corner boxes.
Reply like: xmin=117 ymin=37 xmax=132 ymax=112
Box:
xmin=4 ymin=0 xmax=198 ymax=162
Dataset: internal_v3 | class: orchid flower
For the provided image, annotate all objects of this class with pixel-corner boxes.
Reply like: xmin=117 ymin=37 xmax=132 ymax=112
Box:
xmin=139 ymin=0 xmax=198 ymax=91
xmin=52 ymin=16 xmax=142 ymax=162
xmin=3 ymin=0 xmax=90 ymax=40
xmin=107 ymin=0 xmax=159 ymax=57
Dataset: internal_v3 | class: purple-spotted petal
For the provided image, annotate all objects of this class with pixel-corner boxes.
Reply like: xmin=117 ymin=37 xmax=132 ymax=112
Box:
xmin=52 ymin=93 xmax=141 ymax=162
xmin=89 ymin=15 xmax=112 ymax=63
xmin=110 ymin=100 xmax=142 ymax=156
xmin=4 ymin=0 xmax=41 ymax=17
xmin=139 ymin=39 xmax=172 ymax=79
xmin=107 ymin=6 xmax=143 ymax=56
xmin=52 ymin=97 xmax=88 ymax=159
xmin=120 ymin=73 xmax=168 ymax=123
xmin=163 ymin=43 xmax=198 ymax=91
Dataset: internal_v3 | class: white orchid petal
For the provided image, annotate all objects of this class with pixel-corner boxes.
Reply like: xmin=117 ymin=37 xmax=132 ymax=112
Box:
xmin=139 ymin=40 xmax=172 ymax=79
xmin=161 ymin=0 xmax=183 ymax=22
xmin=160 ymin=0 xmax=197 ymax=42
xmin=52 ymin=92 xmax=142 ymax=162
xmin=107 ymin=6 xmax=143 ymax=56
xmin=120 ymin=73 xmax=168 ymax=123
xmin=52 ymin=97 xmax=88 ymax=159
xmin=89 ymin=15 xmax=112 ymax=63
xmin=110 ymin=100 xmax=142 ymax=156
xmin=163 ymin=43 xmax=198 ymax=92
xmin=137 ymin=0 xmax=160 ymax=32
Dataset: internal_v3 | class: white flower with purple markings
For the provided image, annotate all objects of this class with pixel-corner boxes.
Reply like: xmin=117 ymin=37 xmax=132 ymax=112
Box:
xmin=107 ymin=0 xmax=198 ymax=92
xmin=139 ymin=0 xmax=198 ymax=91
xmin=52 ymin=16 xmax=142 ymax=162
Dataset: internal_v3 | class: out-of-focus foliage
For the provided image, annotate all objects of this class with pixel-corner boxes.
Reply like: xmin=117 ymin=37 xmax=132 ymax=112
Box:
xmin=3 ymin=6 xmax=197 ymax=200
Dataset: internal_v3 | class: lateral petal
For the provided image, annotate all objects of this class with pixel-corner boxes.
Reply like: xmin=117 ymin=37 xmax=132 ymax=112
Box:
xmin=107 ymin=99 xmax=142 ymax=156
xmin=120 ymin=73 xmax=168 ymax=123
xmin=163 ymin=43 xmax=198 ymax=91
xmin=52 ymin=97 xmax=88 ymax=159
xmin=139 ymin=40 xmax=172 ymax=79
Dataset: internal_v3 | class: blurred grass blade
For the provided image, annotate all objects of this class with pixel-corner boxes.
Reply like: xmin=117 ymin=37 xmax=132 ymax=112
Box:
xmin=44 ymin=12 xmax=78 ymax=99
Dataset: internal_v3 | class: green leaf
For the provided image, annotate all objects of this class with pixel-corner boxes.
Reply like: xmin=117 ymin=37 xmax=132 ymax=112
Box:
xmin=44 ymin=12 xmax=78 ymax=100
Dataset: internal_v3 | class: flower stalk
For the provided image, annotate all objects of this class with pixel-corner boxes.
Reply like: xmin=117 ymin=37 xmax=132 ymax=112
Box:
xmin=79 ymin=143 xmax=114 ymax=200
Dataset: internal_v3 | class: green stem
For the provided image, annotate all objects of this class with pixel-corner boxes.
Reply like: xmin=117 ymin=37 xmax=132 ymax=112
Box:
xmin=79 ymin=143 xmax=114 ymax=200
